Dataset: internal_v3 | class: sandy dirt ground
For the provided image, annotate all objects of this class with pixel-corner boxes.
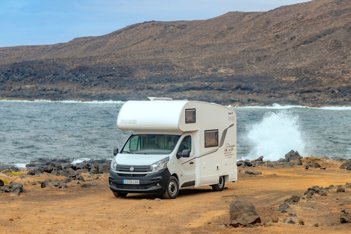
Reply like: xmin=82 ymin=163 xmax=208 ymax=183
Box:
xmin=1 ymin=159 xmax=351 ymax=234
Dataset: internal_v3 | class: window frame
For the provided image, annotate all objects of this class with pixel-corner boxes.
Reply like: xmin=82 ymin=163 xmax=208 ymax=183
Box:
xmin=185 ymin=108 xmax=196 ymax=124
xmin=204 ymin=129 xmax=219 ymax=148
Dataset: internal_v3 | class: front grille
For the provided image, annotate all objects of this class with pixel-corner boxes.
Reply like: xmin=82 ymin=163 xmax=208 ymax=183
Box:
xmin=117 ymin=173 xmax=147 ymax=177
xmin=116 ymin=164 xmax=151 ymax=173
xmin=116 ymin=184 xmax=155 ymax=190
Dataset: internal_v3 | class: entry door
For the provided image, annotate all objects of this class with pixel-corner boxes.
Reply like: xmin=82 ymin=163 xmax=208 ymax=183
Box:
xmin=177 ymin=135 xmax=196 ymax=187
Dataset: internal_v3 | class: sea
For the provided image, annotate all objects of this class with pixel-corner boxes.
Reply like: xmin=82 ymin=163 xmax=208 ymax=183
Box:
xmin=0 ymin=100 xmax=350 ymax=167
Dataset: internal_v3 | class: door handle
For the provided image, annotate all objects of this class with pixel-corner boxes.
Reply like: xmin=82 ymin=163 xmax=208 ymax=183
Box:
xmin=189 ymin=162 xmax=194 ymax=165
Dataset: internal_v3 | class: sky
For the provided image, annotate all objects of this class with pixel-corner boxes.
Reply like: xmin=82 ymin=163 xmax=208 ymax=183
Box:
xmin=0 ymin=0 xmax=309 ymax=47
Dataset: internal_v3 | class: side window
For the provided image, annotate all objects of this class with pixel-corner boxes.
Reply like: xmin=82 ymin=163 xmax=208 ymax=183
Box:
xmin=205 ymin=129 xmax=218 ymax=148
xmin=177 ymin=136 xmax=192 ymax=153
xmin=185 ymin=109 xmax=196 ymax=124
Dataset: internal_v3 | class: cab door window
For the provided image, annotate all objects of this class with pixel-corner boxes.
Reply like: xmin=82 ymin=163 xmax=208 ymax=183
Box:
xmin=177 ymin=136 xmax=191 ymax=155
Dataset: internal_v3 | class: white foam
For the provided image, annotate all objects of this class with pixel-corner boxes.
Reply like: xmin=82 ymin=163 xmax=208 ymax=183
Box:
xmin=236 ymin=104 xmax=351 ymax=111
xmin=318 ymin=106 xmax=351 ymax=111
xmin=71 ymin=158 xmax=90 ymax=165
xmin=236 ymin=103 xmax=306 ymax=110
xmin=14 ymin=163 xmax=27 ymax=168
xmin=245 ymin=111 xmax=306 ymax=161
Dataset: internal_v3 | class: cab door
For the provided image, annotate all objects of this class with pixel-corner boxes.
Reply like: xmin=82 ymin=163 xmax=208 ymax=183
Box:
xmin=176 ymin=135 xmax=196 ymax=187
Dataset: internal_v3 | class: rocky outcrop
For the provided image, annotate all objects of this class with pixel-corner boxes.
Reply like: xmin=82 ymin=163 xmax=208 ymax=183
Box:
xmin=26 ymin=158 xmax=111 ymax=177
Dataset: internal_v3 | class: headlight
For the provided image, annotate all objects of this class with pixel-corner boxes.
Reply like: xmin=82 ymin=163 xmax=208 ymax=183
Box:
xmin=110 ymin=157 xmax=117 ymax=171
xmin=150 ymin=158 xmax=169 ymax=172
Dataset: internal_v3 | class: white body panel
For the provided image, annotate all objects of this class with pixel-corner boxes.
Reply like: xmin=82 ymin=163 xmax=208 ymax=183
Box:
xmin=115 ymin=99 xmax=237 ymax=189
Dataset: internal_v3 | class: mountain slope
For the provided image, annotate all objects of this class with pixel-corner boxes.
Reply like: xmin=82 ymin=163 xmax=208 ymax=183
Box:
xmin=0 ymin=0 xmax=350 ymax=105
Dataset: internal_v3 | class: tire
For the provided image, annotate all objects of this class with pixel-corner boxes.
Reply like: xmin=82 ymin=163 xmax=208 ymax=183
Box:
xmin=162 ymin=176 xmax=179 ymax=199
xmin=211 ymin=176 xmax=225 ymax=191
xmin=113 ymin=191 xmax=128 ymax=198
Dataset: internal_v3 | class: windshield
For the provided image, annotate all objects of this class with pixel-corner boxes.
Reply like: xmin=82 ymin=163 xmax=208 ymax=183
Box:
xmin=121 ymin=134 xmax=180 ymax=155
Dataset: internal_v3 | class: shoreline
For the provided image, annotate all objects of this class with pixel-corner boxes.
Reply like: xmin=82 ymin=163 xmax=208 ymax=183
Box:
xmin=1 ymin=98 xmax=351 ymax=109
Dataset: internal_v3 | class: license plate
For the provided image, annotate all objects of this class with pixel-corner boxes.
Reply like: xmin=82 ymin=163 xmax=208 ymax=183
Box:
xmin=123 ymin=179 xmax=140 ymax=185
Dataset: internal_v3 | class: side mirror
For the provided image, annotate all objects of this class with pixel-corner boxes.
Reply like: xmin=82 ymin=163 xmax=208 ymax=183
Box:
xmin=113 ymin=147 xmax=119 ymax=156
xmin=176 ymin=149 xmax=190 ymax=159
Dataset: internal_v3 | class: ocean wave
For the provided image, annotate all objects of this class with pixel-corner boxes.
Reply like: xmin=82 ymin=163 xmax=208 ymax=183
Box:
xmin=235 ymin=103 xmax=351 ymax=110
xmin=14 ymin=163 xmax=27 ymax=168
xmin=318 ymin=106 xmax=351 ymax=111
xmin=71 ymin=158 xmax=91 ymax=165
xmin=235 ymin=103 xmax=306 ymax=109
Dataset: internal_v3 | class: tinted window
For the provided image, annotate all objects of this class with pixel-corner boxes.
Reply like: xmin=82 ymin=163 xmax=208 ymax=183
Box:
xmin=185 ymin=109 xmax=196 ymax=124
xmin=205 ymin=130 xmax=218 ymax=148
xmin=177 ymin=136 xmax=192 ymax=154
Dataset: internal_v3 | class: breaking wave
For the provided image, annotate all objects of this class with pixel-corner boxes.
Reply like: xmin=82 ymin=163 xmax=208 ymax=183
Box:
xmin=245 ymin=111 xmax=306 ymax=161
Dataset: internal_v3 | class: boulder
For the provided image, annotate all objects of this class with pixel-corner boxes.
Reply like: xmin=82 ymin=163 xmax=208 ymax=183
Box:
xmin=304 ymin=162 xmax=321 ymax=169
xmin=285 ymin=217 xmax=304 ymax=225
xmin=229 ymin=199 xmax=261 ymax=227
xmin=285 ymin=195 xmax=300 ymax=204
xmin=285 ymin=150 xmax=302 ymax=165
xmin=27 ymin=168 xmax=43 ymax=175
xmin=336 ymin=186 xmax=346 ymax=193
xmin=40 ymin=181 xmax=49 ymax=188
xmin=0 ymin=179 xmax=4 ymax=187
xmin=304 ymin=186 xmax=322 ymax=198
xmin=244 ymin=170 xmax=262 ymax=175
xmin=278 ymin=203 xmax=290 ymax=213
xmin=340 ymin=160 xmax=351 ymax=170
xmin=89 ymin=164 xmax=99 ymax=174
xmin=9 ymin=183 xmax=24 ymax=195
xmin=65 ymin=168 xmax=77 ymax=178
xmin=340 ymin=209 xmax=351 ymax=224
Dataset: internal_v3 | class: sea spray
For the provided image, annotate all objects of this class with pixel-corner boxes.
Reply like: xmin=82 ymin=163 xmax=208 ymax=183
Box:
xmin=245 ymin=111 xmax=305 ymax=161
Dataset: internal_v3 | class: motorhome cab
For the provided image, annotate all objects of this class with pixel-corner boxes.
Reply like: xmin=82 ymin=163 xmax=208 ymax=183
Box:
xmin=109 ymin=98 xmax=237 ymax=199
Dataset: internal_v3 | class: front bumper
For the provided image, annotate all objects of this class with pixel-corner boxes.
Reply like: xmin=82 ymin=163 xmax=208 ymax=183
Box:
xmin=109 ymin=168 xmax=171 ymax=193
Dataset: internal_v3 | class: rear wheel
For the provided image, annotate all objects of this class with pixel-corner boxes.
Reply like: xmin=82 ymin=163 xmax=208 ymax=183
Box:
xmin=163 ymin=176 xmax=179 ymax=199
xmin=211 ymin=176 xmax=225 ymax=191
xmin=113 ymin=191 xmax=128 ymax=198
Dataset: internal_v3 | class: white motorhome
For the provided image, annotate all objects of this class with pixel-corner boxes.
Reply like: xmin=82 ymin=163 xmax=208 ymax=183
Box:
xmin=109 ymin=98 xmax=237 ymax=199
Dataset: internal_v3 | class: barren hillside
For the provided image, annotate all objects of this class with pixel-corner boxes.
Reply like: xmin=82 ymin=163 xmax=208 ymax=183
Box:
xmin=0 ymin=0 xmax=350 ymax=105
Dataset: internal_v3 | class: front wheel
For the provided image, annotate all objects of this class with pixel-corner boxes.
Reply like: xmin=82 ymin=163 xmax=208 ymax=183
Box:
xmin=113 ymin=191 xmax=128 ymax=198
xmin=211 ymin=176 xmax=225 ymax=191
xmin=162 ymin=176 xmax=179 ymax=199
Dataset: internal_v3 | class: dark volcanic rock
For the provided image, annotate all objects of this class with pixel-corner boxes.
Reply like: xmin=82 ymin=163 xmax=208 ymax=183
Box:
xmin=229 ymin=199 xmax=261 ymax=227
xmin=0 ymin=182 xmax=24 ymax=195
xmin=304 ymin=185 xmax=330 ymax=198
xmin=336 ymin=186 xmax=346 ymax=193
xmin=25 ymin=158 xmax=111 ymax=177
xmin=304 ymin=161 xmax=321 ymax=169
xmin=244 ymin=170 xmax=262 ymax=175
xmin=278 ymin=203 xmax=290 ymax=213
xmin=285 ymin=195 xmax=300 ymax=204
xmin=340 ymin=209 xmax=351 ymax=224
xmin=340 ymin=160 xmax=351 ymax=170
xmin=0 ymin=164 xmax=19 ymax=172
xmin=285 ymin=150 xmax=302 ymax=165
